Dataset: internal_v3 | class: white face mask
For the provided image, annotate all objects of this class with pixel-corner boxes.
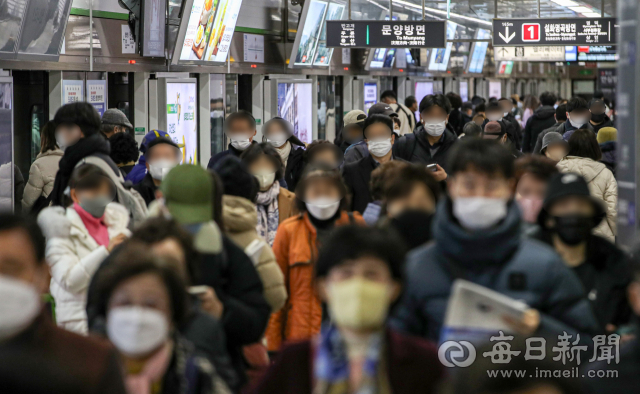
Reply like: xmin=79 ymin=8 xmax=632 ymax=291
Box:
xmin=55 ymin=132 xmax=80 ymax=151
xmin=267 ymin=132 xmax=288 ymax=148
xmin=487 ymin=113 xmax=503 ymax=122
xmin=230 ymin=138 xmax=251 ymax=151
xmin=503 ymin=112 xmax=510 ymax=117
xmin=210 ymin=110 xmax=224 ymax=118
xmin=367 ymin=137 xmax=392 ymax=158
xmin=107 ymin=306 xmax=168 ymax=358
xmin=423 ymin=120 xmax=446 ymax=137
xmin=306 ymin=197 xmax=340 ymax=220
xmin=149 ymin=159 xmax=177 ymax=181
xmin=453 ymin=197 xmax=508 ymax=230
xmin=568 ymin=114 xmax=588 ymax=129
xmin=0 ymin=275 xmax=41 ymax=341
xmin=254 ymin=171 xmax=276 ymax=190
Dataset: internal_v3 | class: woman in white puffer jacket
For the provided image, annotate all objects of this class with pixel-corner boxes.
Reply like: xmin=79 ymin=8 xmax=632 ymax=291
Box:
xmin=37 ymin=164 xmax=129 ymax=334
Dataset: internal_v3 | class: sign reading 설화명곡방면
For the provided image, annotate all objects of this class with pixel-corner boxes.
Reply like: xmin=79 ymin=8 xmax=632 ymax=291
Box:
xmin=492 ymin=18 xmax=616 ymax=47
xmin=326 ymin=20 xmax=446 ymax=49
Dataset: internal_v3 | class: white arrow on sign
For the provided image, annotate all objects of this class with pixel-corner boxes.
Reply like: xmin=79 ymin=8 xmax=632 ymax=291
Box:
xmin=499 ymin=26 xmax=516 ymax=43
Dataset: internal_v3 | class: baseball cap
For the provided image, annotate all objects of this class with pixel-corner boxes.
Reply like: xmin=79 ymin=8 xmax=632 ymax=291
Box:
xmin=344 ymin=110 xmax=367 ymax=126
xmin=140 ymin=129 xmax=171 ymax=154
xmin=102 ymin=108 xmax=133 ymax=129
xmin=541 ymin=131 xmax=567 ymax=153
xmin=538 ymin=172 xmax=605 ymax=227
xmin=161 ymin=165 xmax=213 ymax=225
xmin=482 ymin=121 xmax=503 ymax=139
xmin=368 ymin=103 xmax=398 ymax=117
xmin=588 ymin=98 xmax=606 ymax=113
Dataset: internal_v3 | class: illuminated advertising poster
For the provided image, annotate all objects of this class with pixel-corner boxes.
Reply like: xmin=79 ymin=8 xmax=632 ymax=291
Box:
xmin=459 ymin=81 xmax=469 ymax=102
xmin=166 ymin=83 xmax=198 ymax=164
xmin=414 ymin=81 xmax=434 ymax=119
xmin=489 ymin=81 xmax=502 ymax=98
xmin=0 ymin=80 xmax=12 ymax=212
xmin=294 ymin=0 xmax=328 ymax=66
xmin=62 ymin=80 xmax=84 ymax=104
xmin=313 ymin=2 xmax=345 ymax=66
xmin=429 ymin=21 xmax=457 ymax=72
xmin=364 ymin=82 xmax=377 ymax=114
xmin=468 ymin=29 xmax=490 ymax=74
xmin=178 ymin=0 xmax=243 ymax=63
xmin=278 ymin=83 xmax=313 ymax=144
xmin=86 ymin=80 xmax=107 ymax=117
xmin=370 ymin=48 xmax=387 ymax=68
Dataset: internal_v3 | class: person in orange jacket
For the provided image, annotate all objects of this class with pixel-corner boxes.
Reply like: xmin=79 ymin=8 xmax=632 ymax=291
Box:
xmin=265 ymin=164 xmax=365 ymax=351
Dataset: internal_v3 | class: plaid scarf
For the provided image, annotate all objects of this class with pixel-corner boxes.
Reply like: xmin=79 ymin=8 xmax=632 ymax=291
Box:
xmin=255 ymin=182 xmax=280 ymax=246
xmin=313 ymin=325 xmax=383 ymax=394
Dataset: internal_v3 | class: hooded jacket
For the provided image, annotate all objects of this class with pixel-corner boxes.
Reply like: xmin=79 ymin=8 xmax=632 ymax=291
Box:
xmin=265 ymin=212 xmax=365 ymax=351
xmin=222 ymin=195 xmax=287 ymax=312
xmin=522 ymin=105 xmax=557 ymax=153
xmin=556 ymin=156 xmax=617 ymax=242
xmin=22 ymin=149 xmax=63 ymax=211
xmin=600 ymin=141 xmax=616 ymax=175
xmin=38 ymin=203 xmax=131 ymax=329
xmin=390 ymin=198 xmax=600 ymax=342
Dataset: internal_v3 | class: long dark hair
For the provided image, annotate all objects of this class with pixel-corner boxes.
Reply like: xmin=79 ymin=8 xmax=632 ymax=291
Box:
xmin=40 ymin=121 xmax=58 ymax=154
xmin=568 ymin=129 xmax=602 ymax=161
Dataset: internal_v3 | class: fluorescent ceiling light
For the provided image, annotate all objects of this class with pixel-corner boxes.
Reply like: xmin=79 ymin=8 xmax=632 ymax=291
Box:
xmin=569 ymin=6 xmax=594 ymax=13
xmin=551 ymin=0 xmax=579 ymax=6
xmin=582 ymin=12 xmax=602 ymax=17
xmin=392 ymin=0 xmax=492 ymax=26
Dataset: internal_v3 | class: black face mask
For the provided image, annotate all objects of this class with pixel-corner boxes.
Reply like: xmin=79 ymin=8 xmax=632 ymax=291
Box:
xmin=591 ymin=112 xmax=606 ymax=123
xmin=389 ymin=210 xmax=434 ymax=250
xmin=551 ymin=215 xmax=596 ymax=245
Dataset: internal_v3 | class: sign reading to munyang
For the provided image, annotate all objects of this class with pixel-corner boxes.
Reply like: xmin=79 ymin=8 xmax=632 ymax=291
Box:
xmin=326 ymin=20 xmax=446 ymax=48
xmin=493 ymin=18 xmax=616 ymax=46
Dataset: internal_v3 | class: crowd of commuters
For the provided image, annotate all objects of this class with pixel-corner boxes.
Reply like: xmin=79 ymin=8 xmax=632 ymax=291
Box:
xmin=0 ymin=87 xmax=633 ymax=394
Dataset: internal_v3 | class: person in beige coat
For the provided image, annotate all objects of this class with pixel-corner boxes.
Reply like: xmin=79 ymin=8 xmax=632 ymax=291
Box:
xmin=556 ymin=129 xmax=617 ymax=242
xmin=22 ymin=121 xmax=63 ymax=211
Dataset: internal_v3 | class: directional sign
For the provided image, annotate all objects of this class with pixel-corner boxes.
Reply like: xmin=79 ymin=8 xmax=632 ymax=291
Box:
xmin=326 ymin=20 xmax=446 ymax=48
xmin=494 ymin=46 xmax=566 ymax=61
xmin=493 ymin=18 xmax=616 ymax=46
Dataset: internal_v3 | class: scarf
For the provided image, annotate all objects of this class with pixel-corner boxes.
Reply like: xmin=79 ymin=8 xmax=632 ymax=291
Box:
xmin=50 ymin=134 xmax=111 ymax=206
xmin=255 ymin=182 xmax=280 ymax=246
xmin=73 ymin=202 xmax=109 ymax=247
xmin=313 ymin=325 xmax=384 ymax=394
xmin=126 ymin=342 xmax=173 ymax=394
xmin=275 ymin=141 xmax=292 ymax=166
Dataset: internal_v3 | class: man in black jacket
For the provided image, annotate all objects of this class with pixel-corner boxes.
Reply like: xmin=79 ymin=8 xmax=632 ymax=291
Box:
xmin=522 ymin=91 xmax=558 ymax=152
xmin=499 ymin=96 xmax=523 ymax=144
xmin=207 ymin=111 xmax=257 ymax=169
xmin=533 ymin=104 xmax=567 ymax=154
xmin=393 ymin=94 xmax=454 ymax=182
xmin=343 ymin=114 xmax=396 ymax=214
xmin=484 ymin=101 xmax=521 ymax=150
xmin=554 ymin=96 xmax=595 ymax=137
xmin=589 ymin=98 xmax=615 ymax=134
xmin=133 ymin=137 xmax=181 ymax=206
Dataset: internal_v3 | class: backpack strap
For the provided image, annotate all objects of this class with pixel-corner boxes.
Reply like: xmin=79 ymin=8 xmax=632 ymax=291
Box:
xmin=395 ymin=104 xmax=415 ymax=131
xmin=394 ymin=133 xmax=417 ymax=161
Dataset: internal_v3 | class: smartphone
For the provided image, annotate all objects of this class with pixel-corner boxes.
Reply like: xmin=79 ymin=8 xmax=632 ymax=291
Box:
xmin=188 ymin=285 xmax=208 ymax=295
xmin=426 ymin=164 xmax=438 ymax=172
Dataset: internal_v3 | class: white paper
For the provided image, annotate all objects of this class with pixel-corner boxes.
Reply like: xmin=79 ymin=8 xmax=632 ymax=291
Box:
xmin=121 ymin=25 xmax=136 ymax=54
xmin=441 ymin=279 xmax=528 ymax=343
xmin=86 ymin=80 xmax=106 ymax=117
xmin=243 ymin=34 xmax=264 ymax=63
xmin=62 ymin=80 xmax=84 ymax=104
xmin=244 ymin=239 xmax=266 ymax=266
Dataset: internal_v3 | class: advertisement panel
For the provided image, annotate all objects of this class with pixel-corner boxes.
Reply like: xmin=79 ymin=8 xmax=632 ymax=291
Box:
xmin=277 ymin=83 xmax=313 ymax=144
xmin=414 ymin=81 xmax=434 ymax=119
xmin=86 ymin=80 xmax=107 ymax=117
xmin=176 ymin=0 xmax=243 ymax=63
xmin=63 ymin=80 xmax=84 ymax=104
xmin=364 ymin=82 xmax=378 ymax=114
xmin=428 ymin=21 xmax=457 ymax=72
xmin=166 ymin=82 xmax=198 ymax=164
xmin=467 ymin=29 xmax=491 ymax=73
xmin=294 ymin=0 xmax=328 ymax=66
xmin=0 ymin=79 xmax=13 ymax=212
xmin=313 ymin=2 xmax=345 ymax=66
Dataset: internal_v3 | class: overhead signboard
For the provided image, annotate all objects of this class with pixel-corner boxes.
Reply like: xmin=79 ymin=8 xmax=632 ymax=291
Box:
xmin=493 ymin=18 xmax=616 ymax=47
xmin=494 ymin=46 xmax=565 ymax=61
xmin=326 ymin=20 xmax=446 ymax=48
